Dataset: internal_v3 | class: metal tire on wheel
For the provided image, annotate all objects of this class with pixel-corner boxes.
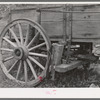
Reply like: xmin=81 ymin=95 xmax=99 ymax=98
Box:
xmin=0 ymin=19 xmax=51 ymax=86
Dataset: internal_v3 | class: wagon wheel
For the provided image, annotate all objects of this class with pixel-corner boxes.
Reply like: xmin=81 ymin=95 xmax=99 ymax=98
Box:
xmin=0 ymin=19 xmax=51 ymax=86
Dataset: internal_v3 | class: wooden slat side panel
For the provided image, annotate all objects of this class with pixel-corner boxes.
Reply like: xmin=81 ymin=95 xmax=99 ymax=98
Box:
xmin=0 ymin=19 xmax=8 ymax=34
xmin=72 ymin=21 xmax=100 ymax=39
xmin=11 ymin=10 xmax=39 ymax=22
xmin=41 ymin=7 xmax=63 ymax=37
xmin=42 ymin=22 xmax=63 ymax=37
xmin=72 ymin=6 xmax=100 ymax=41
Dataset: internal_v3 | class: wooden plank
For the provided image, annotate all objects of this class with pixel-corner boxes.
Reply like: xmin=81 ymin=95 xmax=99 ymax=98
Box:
xmin=70 ymin=6 xmax=100 ymax=42
xmin=52 ymin=43 xmax=64 ymax=66
xmin=72 ymin=38 xmax=100 ymax=43
xmin=41 ymin=7 xmax=63 ymax=38
xmin=51 ymin=43 xmax=64 ymax=80
xmin=0 ymin=19 xmax=8 ymax=35
xmin=41 ymin=5 xmax=100 ymax=43
xmin=11 ymin=10 xmax=38 ymax=22
xmin=55 ymin=61 xmax=82 ymax=73
xmin=41 ymin=21 xmax=63 ymax=37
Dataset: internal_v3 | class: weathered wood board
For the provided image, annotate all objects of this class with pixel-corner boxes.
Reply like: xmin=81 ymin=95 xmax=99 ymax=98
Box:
xmin=41 ymin=7 xmax=64 ymax=40
xmin=0 ymin=8 xmax=39 ymax=36
xmin=0 ymin=19 xmax=7 ymax=34
xmin=11 ymin=9 xmax=39 ymax=22
xmin=72 ymin=5 xmax=100 ymax=43
xmin=1 ymin=4 xmax=100 ymax=44
xmin=41 ymin=5 xmax=100 ymax=43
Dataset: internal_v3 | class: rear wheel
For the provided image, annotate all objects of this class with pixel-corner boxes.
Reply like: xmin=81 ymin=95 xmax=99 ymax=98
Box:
xmin=0 ymin=19 xmax=51 ymax=86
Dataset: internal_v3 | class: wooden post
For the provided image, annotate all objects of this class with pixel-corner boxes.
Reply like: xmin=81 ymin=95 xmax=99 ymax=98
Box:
xmin=38 ymin=9 xmax=41 ymax=25
xmin=63 ymin=4 xmax=67 ymax=42
xmin=51 ymin=43 xmax=64 ymax=80
xmin=8 ymin=9 xmax=12 ymax=48
xmin=52 ymin=43 xmax=64 ymax=65
xmin=66 ymin=5 xmax=73 ymax=63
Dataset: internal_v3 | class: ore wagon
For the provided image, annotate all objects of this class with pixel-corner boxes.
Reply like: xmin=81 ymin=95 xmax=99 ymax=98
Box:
xmin=0 ymin=4 xmax=100 ymax=86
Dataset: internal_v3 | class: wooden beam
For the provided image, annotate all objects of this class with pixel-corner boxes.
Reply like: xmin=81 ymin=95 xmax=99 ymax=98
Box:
xmin=55 ymin=61 xmax=82 ymax=73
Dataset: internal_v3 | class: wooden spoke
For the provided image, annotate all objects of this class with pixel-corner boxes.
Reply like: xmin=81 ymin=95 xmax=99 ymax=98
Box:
xmin=16 ymin=60 xmax=22 ymax=79
xmin=27 ymin=32 xmax=39 ymax=48
xmin=29 ymin=52 xmax=47 ymax=58
xmin=23 ymin=60 xmax=28 ymax=84
xmin=17 ymin=22 xmax=24 ymax=45
xmin=24 ymin=25 xmax=29 ymax=46
xmin=3 ymin=56 xmax=14 ymax=62
xmin=8 ymin=60 xmax=18 ymax=72
xmin=3 ymin=37 xmax=17 ymax=47
xmin=29 ymin=42 xmax=46 ymax=51
xmin=0 ymin=48 xmax=13 ymax=52
xmin=26 ymin=58 xmax=37 ymax=79
xmin=9 ymin=28 xmax=20 ymax=46
xmin=28 ymin=56 xmax=45 ymax=70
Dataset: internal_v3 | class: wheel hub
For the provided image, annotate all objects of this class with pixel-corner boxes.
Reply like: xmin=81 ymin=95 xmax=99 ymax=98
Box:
xmin=13 ymin=47 xmax=29 ymax=60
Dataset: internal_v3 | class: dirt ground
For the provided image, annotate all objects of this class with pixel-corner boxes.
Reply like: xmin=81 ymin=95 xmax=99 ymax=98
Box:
xmin=37 ymin=63 xmax=100 ymax=88
xmin=0 ymin=62 xmax=100 ymax=88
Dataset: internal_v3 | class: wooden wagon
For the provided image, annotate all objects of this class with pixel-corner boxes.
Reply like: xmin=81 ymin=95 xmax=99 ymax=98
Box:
xmin=0 ymin=4 xmax=100 ymax=86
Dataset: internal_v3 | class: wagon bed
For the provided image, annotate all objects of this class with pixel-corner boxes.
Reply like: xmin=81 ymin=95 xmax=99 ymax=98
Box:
xmin=1 ymin=4 xmax=100 ymax=43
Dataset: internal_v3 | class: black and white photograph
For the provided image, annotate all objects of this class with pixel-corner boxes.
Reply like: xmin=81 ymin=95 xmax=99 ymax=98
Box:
xmin=0 ymin=3 xmax=100 ymax=90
